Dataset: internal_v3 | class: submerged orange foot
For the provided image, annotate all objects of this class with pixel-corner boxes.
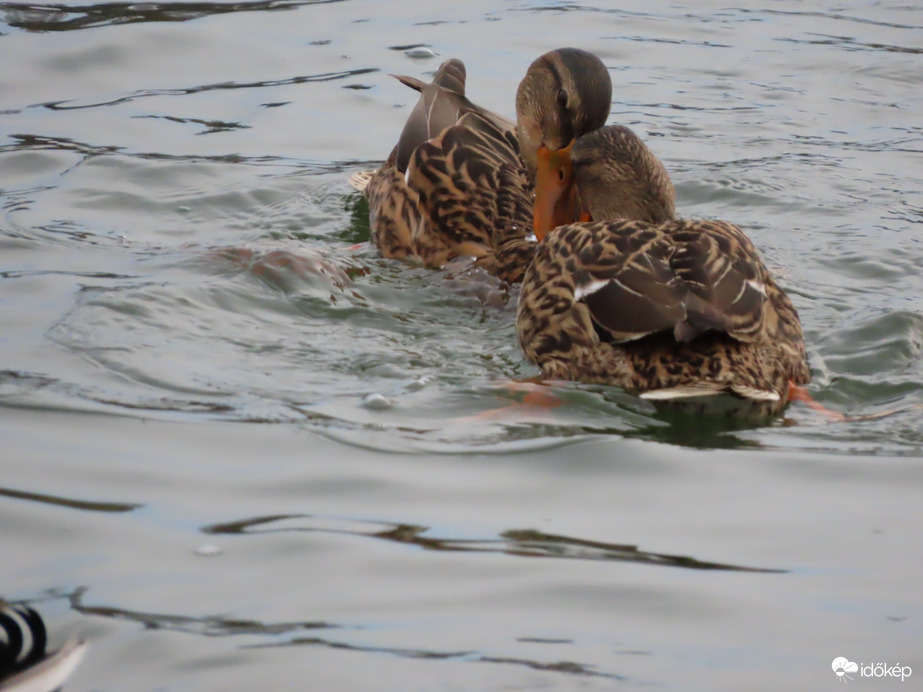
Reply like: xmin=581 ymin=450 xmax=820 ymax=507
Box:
xmin=787 ymin=382 xmax=916 ymax=423
xmin=465 ymin=379 xmax=565 ymax=422
xmin=787 ymin=383 xmax=847 ymax=422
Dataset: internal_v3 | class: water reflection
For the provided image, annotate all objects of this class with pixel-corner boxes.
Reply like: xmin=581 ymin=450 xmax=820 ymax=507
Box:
xmin=203 ymin=514 xmax=785 ymax=573
xmin=0 ymin=487 xmax=140 ymax=513
xmin=68 ymin=587 xmax=333 ymax=637
xmin=0 ymin=0 xmax=338 ymax=33
xmin=747 ymin=6 xmax=923 ymax=31
xmin=66 ymin=587 xmax=628 ymax=682
xmin=3 ymin=2 xmax=921 ymax=689
xmin=36 ymin=68 xmax=378 ymax=111
xmin=778 ymin=34 xmax=923 ymax=55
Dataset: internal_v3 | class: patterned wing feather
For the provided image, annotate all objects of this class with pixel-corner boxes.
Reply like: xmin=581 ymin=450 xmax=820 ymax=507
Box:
xmin=365 ymin=156 xmax=419 ymax=259
xmin=407 ymin=111 xmax=530 ymax=265
xmin=566 ymin=220 xmax=770 ymax=344
xmin=581 ymin=254 xmax=687 ymax=341
xmin=669 ymin=221 xmax=768 ymax=341
xmin=393 ymin=60 xmax=514 ymax=173
xmin=393 ymin=60 xmax=468 ymax=173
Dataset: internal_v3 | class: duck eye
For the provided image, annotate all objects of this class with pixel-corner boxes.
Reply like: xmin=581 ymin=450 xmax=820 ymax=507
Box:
xmin=557 ymin=89 xmax=568 ymax=109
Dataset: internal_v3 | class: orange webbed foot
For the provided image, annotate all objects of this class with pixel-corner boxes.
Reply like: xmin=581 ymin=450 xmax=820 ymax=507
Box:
xmin=464 ymin=379 xmax=564 ymax=422
xmin=787 ymin=382 xmax=917 ymax=423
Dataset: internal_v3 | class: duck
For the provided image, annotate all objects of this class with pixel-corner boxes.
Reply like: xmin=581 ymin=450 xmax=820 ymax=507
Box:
xmin=1 ymin=601 xmax=87 ymax=692
xmin=351 ymin=48 xmax=612 ymax=283
xmin=517 ymin=125 xmax=810 ymax=416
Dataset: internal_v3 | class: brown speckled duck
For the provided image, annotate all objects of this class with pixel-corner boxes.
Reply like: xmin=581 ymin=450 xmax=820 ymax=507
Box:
xmin=352 ymin=49 xmax=612 ymax=283
xmin=517 ymin=125 xmax=810 ymax=416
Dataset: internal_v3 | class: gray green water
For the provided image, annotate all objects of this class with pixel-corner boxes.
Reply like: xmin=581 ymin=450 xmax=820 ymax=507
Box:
xmin=2 ymin=1 xmax=922 ymax=690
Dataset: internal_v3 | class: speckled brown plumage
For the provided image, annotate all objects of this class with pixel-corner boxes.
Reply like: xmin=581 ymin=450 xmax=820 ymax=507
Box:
xmin=517 ymin=125 xmax=809 ymax=416
xmin=356 ymin=49 xmax=612 ymax=283
xmin=571 ymin=125 xmax=675 ymax=225
xmin=405 ymin=112 xmax=533 ymax=270
xmin=364 ymin=148 xmax=420 ymax=260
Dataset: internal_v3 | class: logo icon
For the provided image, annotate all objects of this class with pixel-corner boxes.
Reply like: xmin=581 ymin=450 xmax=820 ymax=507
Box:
xmin=832 ymin=657 xmax=859 ymax=683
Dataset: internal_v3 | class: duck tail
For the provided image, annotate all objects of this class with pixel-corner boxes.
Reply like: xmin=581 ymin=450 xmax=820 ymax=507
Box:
xmin=348 ymin=169 xmax=375 ymax=193
xmin=1 ymin=603 xmax=88 ymax=692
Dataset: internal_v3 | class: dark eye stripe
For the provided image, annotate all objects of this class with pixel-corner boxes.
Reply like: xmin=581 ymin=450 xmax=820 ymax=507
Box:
xmin=553 ymin=48 xmax=612 ymax=138
xmin=546 ymin=55 xmax=574 ymax=143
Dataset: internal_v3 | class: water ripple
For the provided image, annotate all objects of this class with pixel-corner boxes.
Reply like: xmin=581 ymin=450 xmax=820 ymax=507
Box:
xmin=0 ymin=0 xmax=341 ymax=33
xmin=203 ymin=514 xmax=786 ymax=572
xmin=36 ymin=68 xmax=379 ymax=111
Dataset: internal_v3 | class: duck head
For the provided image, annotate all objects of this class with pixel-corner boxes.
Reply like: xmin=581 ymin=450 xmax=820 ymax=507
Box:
xmin=533 ymin=125 xmax=676 ymax=240
xmin=573 ymin=125 xmax=676 ymax=227
xmin=515 ymin=48 xmax=612 ymax=239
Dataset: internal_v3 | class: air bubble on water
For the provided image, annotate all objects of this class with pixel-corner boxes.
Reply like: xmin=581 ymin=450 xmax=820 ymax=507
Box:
xmin=362 ymin=392 xmax=393 ymax=410
xmin=195 ymin=544 xmax=222 ymax=557
xmin=405 ymin=376 xmax=430 ymax=392
xmin=405 ymin=47 xmax=437 ymax=59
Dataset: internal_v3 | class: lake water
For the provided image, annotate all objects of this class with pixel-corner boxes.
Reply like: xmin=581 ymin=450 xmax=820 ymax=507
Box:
xmin=2 ymin=1 xmax=921 ymax=690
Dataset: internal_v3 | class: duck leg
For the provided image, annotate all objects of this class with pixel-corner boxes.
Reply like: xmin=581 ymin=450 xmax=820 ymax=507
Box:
xmin=787 ymin=382 xmax=919 ymax=423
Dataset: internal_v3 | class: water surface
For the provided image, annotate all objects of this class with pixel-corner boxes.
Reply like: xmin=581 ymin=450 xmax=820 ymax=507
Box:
xmin=2 ymin=1 xmax=922 ymax=690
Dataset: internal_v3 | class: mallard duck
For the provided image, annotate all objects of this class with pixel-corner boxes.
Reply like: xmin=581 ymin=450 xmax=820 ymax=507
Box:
xmin=517 ymin=125 xmax=810 ymax=416
xmin=352 ymin=49 xmax=612 ymax=282
xmin=1 ymin=602 xmax=87 ymax=692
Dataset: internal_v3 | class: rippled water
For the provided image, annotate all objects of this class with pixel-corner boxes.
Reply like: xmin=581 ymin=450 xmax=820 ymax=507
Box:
xmin=3 ymin=1 xmax=922 ymax=690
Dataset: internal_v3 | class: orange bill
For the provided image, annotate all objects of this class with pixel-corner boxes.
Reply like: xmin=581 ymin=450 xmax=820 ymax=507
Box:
xmin=533 ymin=139 xmax=579 ymax=241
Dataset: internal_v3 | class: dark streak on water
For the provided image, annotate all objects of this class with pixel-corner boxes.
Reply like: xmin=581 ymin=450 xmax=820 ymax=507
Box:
xmin=0 ymin=1 xmax=339 ymax=33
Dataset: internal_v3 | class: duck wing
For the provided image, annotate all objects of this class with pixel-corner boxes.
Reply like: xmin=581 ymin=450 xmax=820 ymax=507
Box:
xmin=393 ymin=59 xmax=514 ymax=173
xmin=405 ymin=110 xmax=532 ymax=266
xmin=666 ymin=220 xmax=769 ymax=342
xmin=564 ymin=219 xmax=769 ymax=343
